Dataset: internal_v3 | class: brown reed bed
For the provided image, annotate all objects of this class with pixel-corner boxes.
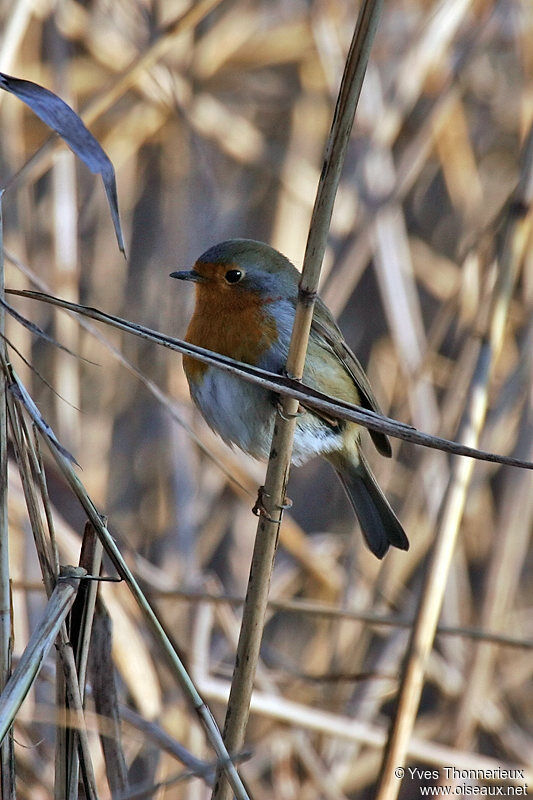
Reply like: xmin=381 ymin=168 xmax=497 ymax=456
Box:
xmin=0 ymin=1 xmax=532 ymax=798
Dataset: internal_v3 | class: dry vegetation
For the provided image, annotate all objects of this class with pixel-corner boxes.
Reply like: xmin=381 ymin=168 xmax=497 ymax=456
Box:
xmin=0 ymin=0 xmax=532 ymax=798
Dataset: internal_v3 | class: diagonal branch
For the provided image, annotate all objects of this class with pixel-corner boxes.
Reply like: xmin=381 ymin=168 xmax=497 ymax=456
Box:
xmin=40 ymin=435 xmax=251 ymax=800
xmin=0 ymin=567 xmax=85 ymax=743
xmin=7 ymin=287 xmax=533 ymax=472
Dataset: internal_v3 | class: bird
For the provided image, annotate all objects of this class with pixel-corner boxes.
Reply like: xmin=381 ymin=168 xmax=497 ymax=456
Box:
xmin=170 ymin=239 xmax=408 ymax=558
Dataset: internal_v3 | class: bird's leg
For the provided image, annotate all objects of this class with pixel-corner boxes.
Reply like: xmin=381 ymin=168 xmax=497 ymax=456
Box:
xmin=252 ymin=486 xmax=293 ymax=522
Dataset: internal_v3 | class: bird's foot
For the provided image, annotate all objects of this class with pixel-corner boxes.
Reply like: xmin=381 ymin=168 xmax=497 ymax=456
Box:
xmin=276 ymin=400 xmax=305 ymax=421
xmin=252 ymin=486 xmax=293 ymax=522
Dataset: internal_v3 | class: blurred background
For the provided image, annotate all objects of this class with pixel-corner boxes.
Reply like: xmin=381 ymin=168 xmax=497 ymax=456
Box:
xmin=0 ymin=0 xmax=532 ymax=797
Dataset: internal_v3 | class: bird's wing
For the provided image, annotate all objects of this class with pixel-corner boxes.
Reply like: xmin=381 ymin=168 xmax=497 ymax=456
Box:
xmin=310 ymin=299 xmax=392 ymax=457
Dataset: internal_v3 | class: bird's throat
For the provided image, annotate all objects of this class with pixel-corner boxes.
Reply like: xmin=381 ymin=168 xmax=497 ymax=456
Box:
xmin=183 ymin=287 xmax=279 ymax=382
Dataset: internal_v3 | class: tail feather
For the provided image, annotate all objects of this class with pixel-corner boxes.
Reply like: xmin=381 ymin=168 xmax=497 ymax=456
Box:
xmin=331 ymin=450 xmax=409 ymax=559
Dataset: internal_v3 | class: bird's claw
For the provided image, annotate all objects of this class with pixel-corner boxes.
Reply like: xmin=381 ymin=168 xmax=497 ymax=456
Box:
xmin=252 ymin=486 xmax=292 ymax=522
xmin=276 ymin=400 xmax=305 ymax=421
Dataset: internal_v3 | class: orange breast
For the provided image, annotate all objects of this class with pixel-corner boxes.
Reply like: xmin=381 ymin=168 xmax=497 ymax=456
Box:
xmin=183 ymin=284 xmax=278 ymax=383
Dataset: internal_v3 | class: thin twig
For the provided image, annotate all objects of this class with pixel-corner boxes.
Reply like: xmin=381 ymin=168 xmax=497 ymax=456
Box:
xmin=41 ymin=435 xmax=251 ymax=800
xmin=212 ymin=2 xmax=385 ymax=798
xmin=0 ymin=189 xmax=14 ymax=798
xmin=3 ymin=384 xmax=100 ymax=799
xmin=453 ymin=373 xmax=533 ymax=746
xmin=0 ymin=567 xmax=86 ymax=743
xmin=7 ymin=288 xmax=533 ymax=472
xmin=375 ymin=121 xmax=533 ymax=800
xmin=147 ymin=587 xmax=533 ymax=650
xmin=65 ymin=522 xmax=105 ymax=797
xmin=89 ymin=602 xmax=129 ymax=798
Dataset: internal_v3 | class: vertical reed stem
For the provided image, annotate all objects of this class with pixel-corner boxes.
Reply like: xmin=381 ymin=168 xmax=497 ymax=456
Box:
xmin=0 ymin=192 xmax=15 ymax=799
xmin=375 ymin=122 xmax=533 ymax=800
xmin=212 ymin=3 xmax=384 ymax=798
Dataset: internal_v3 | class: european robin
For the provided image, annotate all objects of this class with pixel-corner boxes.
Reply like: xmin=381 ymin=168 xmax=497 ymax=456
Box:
xmin=171 ymin=239 xmax=408 ymax=558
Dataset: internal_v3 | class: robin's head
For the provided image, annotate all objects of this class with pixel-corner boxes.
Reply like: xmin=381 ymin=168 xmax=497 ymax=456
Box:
xmin=170 ymin=239 xmax=300 ymax=301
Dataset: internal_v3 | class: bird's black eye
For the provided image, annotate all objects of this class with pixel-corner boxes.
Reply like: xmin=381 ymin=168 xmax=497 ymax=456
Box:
xmin=224 ymin=269 xmax=243 ymax=284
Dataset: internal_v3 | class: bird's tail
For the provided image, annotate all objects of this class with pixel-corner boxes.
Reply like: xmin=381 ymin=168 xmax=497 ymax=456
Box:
xmin=329 ymin=449 xmax=409 ymax=559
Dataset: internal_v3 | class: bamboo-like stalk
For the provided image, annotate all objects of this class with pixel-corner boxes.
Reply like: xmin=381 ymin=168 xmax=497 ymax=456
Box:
xmin=41 ymin=436 xmax=251 ymax=800
xmin=0 ymin=566 xmax=85 ymax=743
xmin=89 ymin=604 xmax=129 ymax=797
xmin=5 ymin=388 xmax=55 ymax=594
xmin=65 ymin=522 xmax=104 ymax=797
xmin=0 ymin=191 xmax=14 ymax=800
xmin=4 ymin=384 xmax=100 ymax=798
xmin=452 ymin=382 xmax=533 ymax=747
xmin=212 ymin=3 xmax=384 ymax=798
xmin=72 ymin=522 xmax=104 ymax=702
xmin=374 ymin=122 xmax=533 ymax=800
xmin=55 ymin=631 xmax=99 ymax=800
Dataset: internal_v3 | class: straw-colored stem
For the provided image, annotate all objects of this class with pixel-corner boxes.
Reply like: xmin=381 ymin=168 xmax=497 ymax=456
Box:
xmin=212 ymin=3 xmax=384 ymax=798
xmin=55 ymin=626 xmax=99 ymax=800
xmin=64 ymin=522 xmax=104 ymax=798
xmin=73 ymin=522 xmax=104 ymax=700
xmin=10 ymin=288 xmax=533 ymax=471
xmin=375 ymin=122 xmax=533 ymax=800
xmin=4 ymin=390 xmax=99 ymax=797
xmin=33 ymin=429 xmax=60 ymax=576
xmin=5 ymin=390 xmax=56 ymax=594
xmin=0 ymin=192 xmax=14 ymax=799
xmin=0 ymin=567 xmax=85 ymax=743
xmin=43 ymin=437 xmax=250 ymax=800
xmin=453 ymin=376 xmax=533 ymax=747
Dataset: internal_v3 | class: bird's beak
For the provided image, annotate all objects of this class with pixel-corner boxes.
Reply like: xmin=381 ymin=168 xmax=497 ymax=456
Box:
xmin=169 ymin=269 xmax=204 ymax=282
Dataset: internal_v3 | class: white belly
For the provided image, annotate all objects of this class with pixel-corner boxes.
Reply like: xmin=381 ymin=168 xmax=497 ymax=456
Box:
xmin=189 ymin=367 xmax=341 ymax=465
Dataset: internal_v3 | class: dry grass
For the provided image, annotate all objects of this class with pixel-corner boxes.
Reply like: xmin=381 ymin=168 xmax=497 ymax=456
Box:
xmin=0 ymin=0 xmax=532 ymax=798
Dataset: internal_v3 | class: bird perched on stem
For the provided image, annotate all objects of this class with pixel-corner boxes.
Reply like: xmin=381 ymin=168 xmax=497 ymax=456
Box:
xmin=171 ymin=239 xmax=408 ymax=559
